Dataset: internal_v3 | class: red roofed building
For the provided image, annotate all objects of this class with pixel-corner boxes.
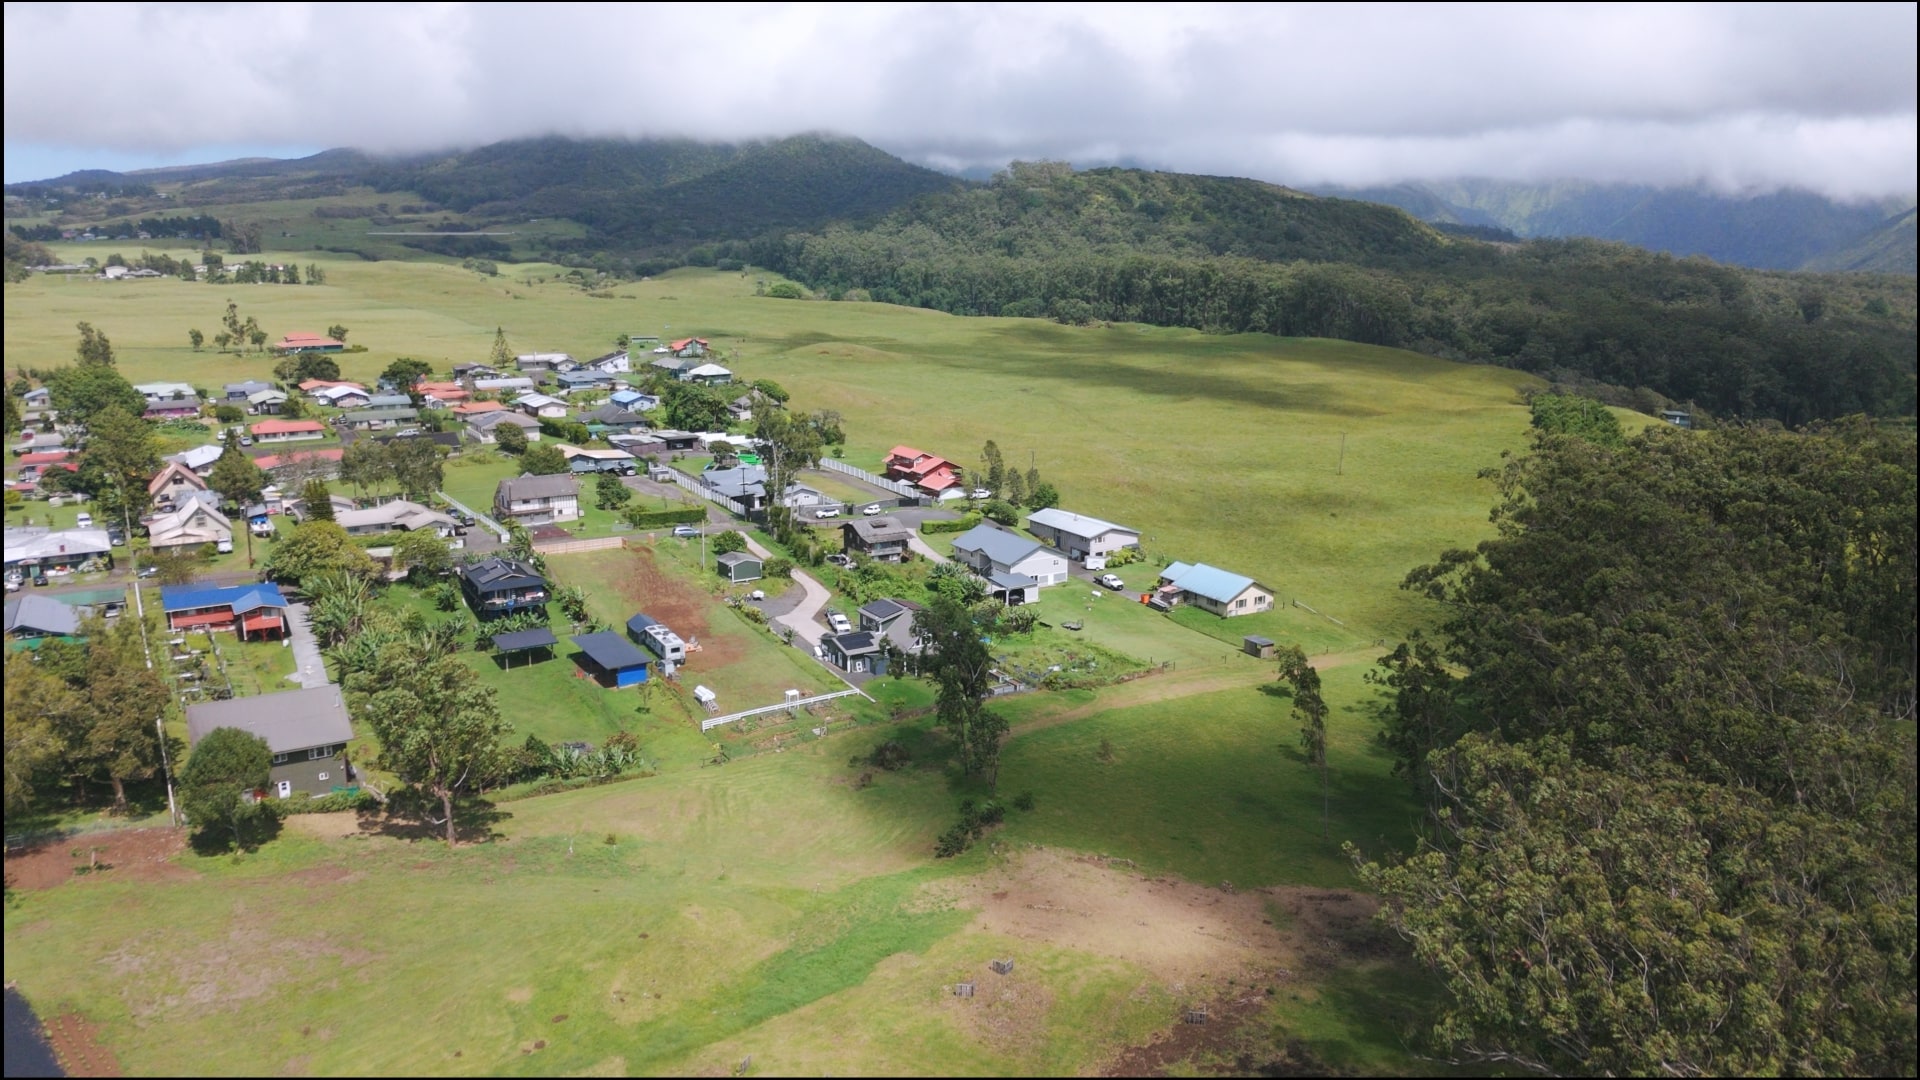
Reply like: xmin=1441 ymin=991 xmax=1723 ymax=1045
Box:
xmin=418 ymin=381 xmax=470 ymax=405
xmin=883 ymin=446 xmax=963 ymax=495
xmin=254 ymin=447 xmax=344 ymax=475
xmin=668 ymin=337 xmax=709 ymax=358
xmin=296 ymin=378 xmax=366 ymax=394
xmin=251 ymin=419 xmax=327 ymax=444
xmin=274 ymin=333 xmax=345 ymax=354
xmin=452 ymin=400 xmax=507 ymax=417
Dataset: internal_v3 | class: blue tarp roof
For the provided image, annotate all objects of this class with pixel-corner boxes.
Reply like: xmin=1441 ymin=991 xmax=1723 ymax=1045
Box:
xmin=160 ymin=582 xmax=288 ymax=614
xmin=572 ymin=631 xmax=651 ymax=671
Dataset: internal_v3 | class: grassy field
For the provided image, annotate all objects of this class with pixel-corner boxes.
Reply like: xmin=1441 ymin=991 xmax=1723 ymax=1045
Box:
xmin=2 ymin=249 xmax=1566 ymax=1074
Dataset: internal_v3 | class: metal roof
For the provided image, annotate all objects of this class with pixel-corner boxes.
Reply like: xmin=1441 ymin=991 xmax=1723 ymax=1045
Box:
xmin=826 ymin=630 xmax=880 ymax=655
xmin=5 ymin=594 xmax=80 ymax=637
xmin=626 ymin=613 xmax=660 ymax=636
xmin=571 ymin=631 xmax=652 ymax=671
xmin=160 ymin=582 xmax=288 ymax=614
xmin=951 ymin=524 xmax=1046 ymax=567
xmin=1159 ymin=562 xmax=1263 ymax=604
xmin=988 ymin=571 xmax=1038 ymax=590
xmin=497 ymin=473 xmax=579 ymax=502
xmin=1027 ymin=507 xmax=1137 ymax=541
xmin=492 ymin=627 xmax=559 ymax=653
xmin=186 ymin=684 xmax=353 ymax=754
xmin=461 ymin=556 xmax=544 ymax=590
xmin=716 ymin=551 xmax=759 ymax=567
xmin=859 ymin=598 xmax=909 ymax=623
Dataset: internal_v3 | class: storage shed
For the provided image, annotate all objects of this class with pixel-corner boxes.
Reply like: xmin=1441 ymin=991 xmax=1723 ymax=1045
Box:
xmin=716 ymin=551 xmax=763 ymax=583
xmin=1243 ymin=634 xmax=1277 ymax=659
xmin=571 ymin=631 xmax=652 ymax=688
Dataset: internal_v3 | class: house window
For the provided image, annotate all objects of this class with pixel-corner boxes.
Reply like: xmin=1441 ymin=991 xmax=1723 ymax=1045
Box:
xmin=308 ymin=746 xmax=331 ymax=760
xmin=272 ymin=752 xmax=290 ymax=765
xmin=1235 ymin=598 xmax=1247 ymax=608
xmin=317 ymin=772 xmax=330 ymax=782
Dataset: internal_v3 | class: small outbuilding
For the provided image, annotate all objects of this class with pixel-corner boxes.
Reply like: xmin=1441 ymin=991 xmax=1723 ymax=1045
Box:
xmin=1243 ymin=635 xmax=1277 ymax=660
xmin=492 ymin=626 xmax=559 ymax=668
xmin=716 ymin=551 xmax=763 ymax=583
xmin=571 ymin=631 xmax=652 ymax=688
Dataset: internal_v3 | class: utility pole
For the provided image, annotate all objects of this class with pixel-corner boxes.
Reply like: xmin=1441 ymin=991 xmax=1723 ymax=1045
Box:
xmin=156 ymin=715 xmax=180 ymax=827
xmin=1337 ymin=432 xmax=1346 ymax=476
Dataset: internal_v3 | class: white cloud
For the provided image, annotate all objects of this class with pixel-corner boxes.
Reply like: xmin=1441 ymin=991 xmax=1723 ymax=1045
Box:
xmin=5 ymin=2 xmax=1914 ymax=197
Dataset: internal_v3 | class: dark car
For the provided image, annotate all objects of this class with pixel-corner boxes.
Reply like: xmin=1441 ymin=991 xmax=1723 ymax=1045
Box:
xmin=106 ymin=525 xmax=127 ymax=547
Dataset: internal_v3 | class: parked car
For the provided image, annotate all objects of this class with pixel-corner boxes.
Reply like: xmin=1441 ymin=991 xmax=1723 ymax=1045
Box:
xmin=239 ymin=435 xmax=254 ymax=447
xmin=137 ymin=565 xmax=160 ymax=579
xmin=862 ymin=503 xmax=883 ymax=516
xmin=76 ymin=512 xmax=94 ymax=529
xmin=969 ymin=488 xmax=992 ymax=500
xmin=1096 ymin=573 xmax=1126 ymax=590
xmin=672 ymin=524 xmax=701 ymax=538
xmin=826 ymin=610 xmax=852 ymax=634
xmin=824 ymin=553 xmax=854 ymax=568
xmin=106 ymin=525 xmax=126 ymax=547
xmin=216 ymin=538 xmax=234 ymax=554
xmin=813 ymin=507 xmax=839 ymax=519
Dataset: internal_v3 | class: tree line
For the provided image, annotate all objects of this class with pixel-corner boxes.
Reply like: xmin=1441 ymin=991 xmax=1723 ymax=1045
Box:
xmin=1351 ymin=419 xmax=1917 ymax=1075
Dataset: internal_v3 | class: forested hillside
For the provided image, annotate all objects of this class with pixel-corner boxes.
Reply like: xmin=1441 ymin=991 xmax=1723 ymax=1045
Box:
xmin=757 ymin=163 xmax=1918 ymax=423
xmin=1359 ymin=420 xmax=1917 ymax=1076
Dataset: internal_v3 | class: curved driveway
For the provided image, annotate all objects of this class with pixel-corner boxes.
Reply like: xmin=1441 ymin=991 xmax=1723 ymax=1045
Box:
xmin=738 ymin=533 xmax=830 ymax=647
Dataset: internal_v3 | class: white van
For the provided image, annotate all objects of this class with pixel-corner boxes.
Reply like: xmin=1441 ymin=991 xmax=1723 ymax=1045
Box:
xmin=1082 ymin=554 xmax=1107 ymax=571
xmin=76 ymin=512 xmax=94 ymax=529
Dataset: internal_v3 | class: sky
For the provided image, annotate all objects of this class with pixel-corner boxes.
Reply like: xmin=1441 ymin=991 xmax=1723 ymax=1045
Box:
xmin=4 ymin=2 xmax=1915 ymax=199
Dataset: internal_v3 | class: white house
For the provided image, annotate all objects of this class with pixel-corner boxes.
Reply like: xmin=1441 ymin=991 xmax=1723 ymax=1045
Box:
xmin=514 ymin=393 xmax=571 ymax=419
xmin=1025 ymin=508 xmax=1142 ymax=561
xmin=586 ymin=349 xmax=631 ymax=374
xmin=949 ymin=523 xmax=1070 ymax=605
xmin=147 ymin=501 xmax=232 ymax=551
xmin=334 ymin=500 xmax=462 ymax=539
xmin=493 ymin=474 xmax=580 ymax=525
xmin=471 ymin=376 xmax=537 ymax=395
xmin=1152 ymin=562 xmax=1274 ymax=618
xmin=133 ymin=381 xmax=196 ymax=403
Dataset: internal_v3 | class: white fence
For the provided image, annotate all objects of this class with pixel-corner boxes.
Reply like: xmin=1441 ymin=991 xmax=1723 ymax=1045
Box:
xmin=818 ymin=458 xmax=918 ymax=499
xmin=700 ymin=687 xmax=868 ymax=732
xmin=664 ymin=468 xmax=748 ymax=516
xmin=533 ymin=535 xmax=627 ymax=555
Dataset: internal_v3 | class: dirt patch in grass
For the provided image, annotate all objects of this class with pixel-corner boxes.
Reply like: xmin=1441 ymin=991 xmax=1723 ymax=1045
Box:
xmin=936 ymin=848 xmax=1293 ymax=988
xmin=3 ymin=828 xmax=193 ymax=893
xmin=43 ymin=1011 xmax=123 ymax=1077
xmin=613 ymin=543 xmax=750 ymax=670
xmin=282 ymin=811 xmax=363 ymax=840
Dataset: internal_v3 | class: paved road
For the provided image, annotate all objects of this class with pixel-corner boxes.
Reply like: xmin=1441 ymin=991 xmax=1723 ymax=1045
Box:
xmin=282 ymin=602 xmax=331 ymax=688
xmin=906 ymin=533 xmax=949 ymax=563
xmin=438 ymin=490 xmax=508 ymax=543
xmin=738 ymin=532 xmax=831 ymax=647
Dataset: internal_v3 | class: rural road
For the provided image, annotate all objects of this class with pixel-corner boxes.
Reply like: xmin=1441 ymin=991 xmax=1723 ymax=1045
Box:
xmin=438 ymin=491 xmax=508 ymax=542
xmin=739 ymin=533 xmax=830 ymax=646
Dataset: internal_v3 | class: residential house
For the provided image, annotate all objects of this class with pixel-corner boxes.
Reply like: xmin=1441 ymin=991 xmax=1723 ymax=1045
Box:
xmin=715 ymin=551 xmax=762 ymax=583
xmin=471 ymin=376 xmax=536 ymax=396
xmin=515 ymin=352 xmax=574 ymax=373
xmin=339 ymin=407 xmax=418 ymax=431
xmin=570 ymin=632 xmax=651 ymax=688
xmin=186 ymin=685 xmax=355 ymax=799
xmin=821 ymin=631 xmax=888 ymax=676
xmin=334 ymin=500 xmax=461 ymax=538
xmin=246 ymin=388 xmax=289 ymax=414
xmin=148 ymin=461 xmax=210 ymax=510
xmin=668 ymin=337 xmax=709 ymax=358
xmin=585 ymin=349 xmax=630 ymax=374
xmin=608 ymin=389 xmax=658 ymax=412
xmin=654 ymin=429 xmax=702 ymax=452
xmin=606 ymin=433 xmax=667 ymax=459
xmin=289 ymin=493 xmax=356 ymax=522
xmin=950 ymin=523 xmax=1071 ymax=604
xmin=450 ymin=363 xmax=498 ymax=381
xmin=22 ymin=387 xmax=52 ymax=409
xmin=133 ymin=381 xmax=196 ymax=403
xmin=1152 ymin=562 xmax=1274 ymax=618
xmin=10 ymin=432 xmax=66 ymax=456
xmin=514 ymin=393 xmax=571 ymax=419
xmin=160 ymin=582 xmax=289 ymax=638
xmin=313 ymin=385 xmax=371 ymax=410
xmin=561 ymin=446 xmax=638 ymax=475
xmin=457 ymin=556 xmax=549 ymax=618
xmin=843 ymin=517 xmax=914 ymax=562
xmin=272 ymin=333 xmax=345 ymax=354
xmin=417 ymin=382 xmax=470 ymax=407
xmin=451 ymin=400 xmax=508 ymax=418
xmin=251 ymin=419 xmax=327 ymax=443
xmin=5 ymin=594 xmax=82 ymax=646
xmin=580 ymin=402 xmax=647 ymax=434
xmin=727 ymin=390 xmax=773 ymax=422
xmin=297 ymin=378 xmax=366 ymax=396
xmin=650 ymin=355 xmax=698 ymax=378
xmin=678 ymin=362 xmax=733 ymax=386
xmin=493 ymin=473 xmax=580 ymax=525
xmin=223 ymin=380 xmax=276 ymax=401
xmin=1661 ymin=409 xmax=1694 ymax=428
xmin=883 ymin=446 xmax=963 ymax=497
xmin=167 ymin=444 xmax=226 ymax=475
xmin=16 ymin=449 xmax=75 ymax=481
xmin=143 ymin=395 xmax=202 ymax=420
xmin=362 ymin=393 xmax=413 ymax=411
xmin=255 ymin=447 xmax=344 ymax=480
xmin=857 ymin=598 xmax=926 ymax=656
xmin=555 ymin=370 xmax=612 ymax=393
xmin=147 ymin=501 xmax=232 ymax=551
xmin=3 ymin=528 xmax=113 ymax=574
xmin=464 ymin=410 xmax=542 ymax=445
xmin=699 ymin=465 xmax=770 ymax=511
xmin=1025 ymin=508 xmax=1142 ymax=561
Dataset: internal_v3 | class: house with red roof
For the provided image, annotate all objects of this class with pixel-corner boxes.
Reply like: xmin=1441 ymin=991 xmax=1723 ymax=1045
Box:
xmin=254 ymin=447 xmax=344 ymax=477
xmin=274 ymin=333 xmax=345 ymax=354
xmin=417 ymin=381 xmax=470 ymax=406
xmin=883 ymin=446 xmax=964 ymax=496
xmin=251 ymin=418 xmax=327 ymax=444
xmin=668 ymin=337 xmax=709 ymax=358
xmin=451 ymin=400 xmax=508 ymax=417
xmin=296 ymin=378 xmax=366 ymax=394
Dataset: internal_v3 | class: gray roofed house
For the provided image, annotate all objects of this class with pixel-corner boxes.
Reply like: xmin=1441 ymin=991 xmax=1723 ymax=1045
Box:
xmin=334 ymin=499 xmax=461 ymax=537
xmin=363 ymin=394 xmax=414 ymax=410
xmin=950 ymin=524 xmax=1070 ymax=593
xmin=821 ymin=630 xmax=889 ymax=676
xmin=582 ymin=403 xmax=647 ymax=431
xmin=224 ymin=380 xmax=276 ymax=400
xmin=5 ymin=593 xmax=82 ymax=640
xmin=465 ymin=409 xmax=542 ymax=445
xmin=494 ymin=473 xmax=581 ymax=525
xmin=842 ymin=517 xmax=914 ymax=562
xmin=341 ymin=407 xmax=418 ymax=430
xmin=1025 ymin=508 xmax=1142 ymax=560
xmin=4 ymin=527 xmax=114 ymax=572
xmin=185 ymin=685 xmax=357 ymax=799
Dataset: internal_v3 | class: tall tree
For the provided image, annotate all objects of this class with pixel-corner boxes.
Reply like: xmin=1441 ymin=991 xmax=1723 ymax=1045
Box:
xmin=75 ymin=404 xmax=158 ymax=527
xmin=208 ymin=433 xmax=266 ymax=510
xmin=356 ymin=650 xmax=511 ymax=845
xmin=385 ymin=437 xmax=445 ymax=499
xmin=338 ymin=438 xmax=392 ymax=497
xmin=981 ymin=440 xmax=1005 ymax=492
xmin=326 ymin=324 xmax=349 ymax=343
xmin=265 ymin=521 xmax=379 ymax=587
xmin=4 ymin=652 xmax=81 ymax=815
xmin=912 ymin=595 xmax=1002 ymax=779
xmin=79 ymin=618 xmax=168 ymax=811
xmin=188 ymin=328 xmax=204 ymax=351
xmin=1277 ymin=645 xmax=1330 ymax=835
xmin=74 ymin=321 xmax=115 ymax=367
xmin=47 ymin=364 xmax=144 ymax=428
xmin=519 ymin=442 xmax=567 ymax=477
xmin=299 ymin=478 xmax=336 ymax=522
xmin=178 ymin=727 xmax=272 ymax=850
xmin=381 ymin=357 xmax=433 ymax=394
xmin=493 ymin=421 xmax=528 ymax=456
xmin=488 ymin=326 xmax=511 ymax=368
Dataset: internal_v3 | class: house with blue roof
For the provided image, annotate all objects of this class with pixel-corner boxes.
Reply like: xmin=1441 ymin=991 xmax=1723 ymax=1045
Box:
xmin=160 ymin=582 xmax=290 ymax=638
xmin=949 ymin=523 xmax=1070 ymax=605
xmin=1152 ymin=562 xmax=1274 ymax=618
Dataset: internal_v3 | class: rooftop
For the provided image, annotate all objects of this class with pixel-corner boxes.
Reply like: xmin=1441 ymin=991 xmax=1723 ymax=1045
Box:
xmin=1159 ymin=562 xmax=1263 ymax=604
xmin=160 ymin=582 xmax=288 ymax=614
xmin=572 ymin=631 xmax=652 ymax=672
xmin=951 ymin=523 xmax=1048 ymax=567
xmin=5 ymin=594 xmax=81 ymax=637
xmin=186 ymin=684 xmax=354 ymax=754
xmin=1027 ymin=507 xmax=1137 ymax=540
xmin=497 ymin=473 xmax=580 ymax=503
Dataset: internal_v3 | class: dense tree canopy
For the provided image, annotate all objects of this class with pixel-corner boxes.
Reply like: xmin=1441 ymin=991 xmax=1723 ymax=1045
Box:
xmin=1356 ymin=421 xmax=1918 ymax=1076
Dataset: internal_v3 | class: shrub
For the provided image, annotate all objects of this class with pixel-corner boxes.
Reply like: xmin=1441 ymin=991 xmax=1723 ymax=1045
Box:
xmin=765 ymin=282 xmax=805 ymax=299
xmin=764 ymin=556 xmax=794 ymax=579
xmin=867 ymin=740 xmax=911 ymax=771
xmin=1013 ymin=791 xmax=1036 ymax=812
xmin=921 ymin=512 xmax=983 ymax=535
xmin=934 ymin=824 xmax=972 ymax=858
xmin=711 ymin=530 xmax=747 ymax=555
xmin=621 ymin=506 xmax=707 ymax=528
xmin=981 ymin=500 xmax=1019 ymax=526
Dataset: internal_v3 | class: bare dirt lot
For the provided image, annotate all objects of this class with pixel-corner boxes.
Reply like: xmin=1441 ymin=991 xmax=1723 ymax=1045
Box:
xmin=612 ymin=544 xmax=748 ymax=669
xmin=3 ymin=828 xmax=193 ymax=893
xmin=44 ymin=1010 xmax=124 ymax=1077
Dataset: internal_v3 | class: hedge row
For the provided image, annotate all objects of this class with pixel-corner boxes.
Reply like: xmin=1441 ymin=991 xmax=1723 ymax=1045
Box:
xmin=920 ymin=513 xmax=983 ymax=535
xmin=623 ymin=506 xmax=707 ymax=527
